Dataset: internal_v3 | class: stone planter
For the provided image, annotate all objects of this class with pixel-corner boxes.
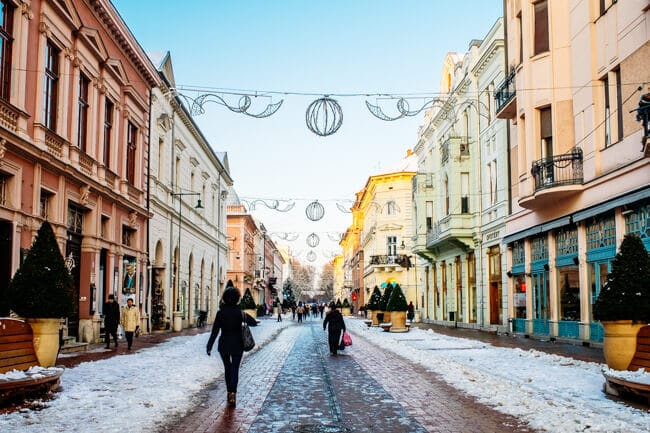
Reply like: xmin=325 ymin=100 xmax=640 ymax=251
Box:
xmin=382 ymin=311 xmax=391 ymax=324
xmin=602 ymin=321 xmax=646 ymax=370
xmin=244 ymin=308 xmax=257 ymax=319
xmin=27 ymin=318 xmax=61 ymax=367
xmin=374 ymin=312 xmax=383 ymax=326
xmin=341 ymin=307 xmax=351 ymax=317
xmin=172 ymin=311 xmax=183 ymax=332
xmin=389 ymin=311 xmax=408 ymax=332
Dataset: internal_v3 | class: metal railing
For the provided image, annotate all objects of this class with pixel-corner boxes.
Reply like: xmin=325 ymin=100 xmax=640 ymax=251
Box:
xmin=531 ymin=148 xmax=583 ymax=192
xmin=368 ymin=254 xmax=411 ymax=267
xmin=495 ymin=69 xmax=516 ymax=114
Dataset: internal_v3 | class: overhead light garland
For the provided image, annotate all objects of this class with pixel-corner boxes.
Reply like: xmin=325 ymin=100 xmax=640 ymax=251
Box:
xmin=239 ymin=198 xmax=295 ymax=212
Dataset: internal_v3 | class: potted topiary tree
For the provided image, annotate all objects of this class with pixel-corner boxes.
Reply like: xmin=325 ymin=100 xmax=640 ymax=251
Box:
xmin=368 ymin=286 xmax=382 ymax=326
xmin=593 ymin=234 xmax=650 ymax=370
xmin=241 ymin=288 xmax=257 ymax=319
xmin=379 ymin=284 xmax=393 ymax=324
xmin=335 ymin=298 xmax=343 ymax=310
xmin=7 ymin=221 xmax=75 ymax=367
xmin=386 ymin=283 xmax=408 ymax=332
xmin=341 ymin=298 xmax=351 ymax=316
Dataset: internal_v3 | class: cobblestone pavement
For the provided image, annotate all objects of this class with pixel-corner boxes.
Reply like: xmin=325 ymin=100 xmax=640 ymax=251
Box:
xmin=157 ymin=321 xmax=538 ymax=433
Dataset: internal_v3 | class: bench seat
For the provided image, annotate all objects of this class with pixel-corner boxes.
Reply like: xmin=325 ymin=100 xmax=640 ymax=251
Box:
xmin=0 ymin=318 xmax=64 ymax=406
xmin=603 ymin=325 xmax=650 ymax=406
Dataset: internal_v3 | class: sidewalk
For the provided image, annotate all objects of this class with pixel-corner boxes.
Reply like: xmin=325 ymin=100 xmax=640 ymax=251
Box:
xmin=411 ymin=321 xmax=605 ymax=364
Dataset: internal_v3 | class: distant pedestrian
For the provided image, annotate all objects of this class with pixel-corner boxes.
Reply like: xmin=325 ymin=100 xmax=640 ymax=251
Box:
xmin=103 ymin=294 xmax=120 ymax=349
xmin=319 ymin=303 xmax=324 ymax=319
xmin=207 ymin=287 xmax=258 ymax=408
xmin=292 ymin=306 xmax=296 ymax=320
xmin=323 ymin=302 xmax=346 ymax=356
xmin=297 ymin=303 xmax=304 ymax=323
xmin=407 ymin=301 xmax=415 ymax=322
xmin=120 ymin=297 xmax=140 ymax=350
xmin=277 ymin=307 xmax=282 ymax=322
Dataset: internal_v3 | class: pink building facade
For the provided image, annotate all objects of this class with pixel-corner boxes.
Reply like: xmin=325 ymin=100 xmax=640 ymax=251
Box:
xmin=0 ymin=0 xmax=159 ymax=342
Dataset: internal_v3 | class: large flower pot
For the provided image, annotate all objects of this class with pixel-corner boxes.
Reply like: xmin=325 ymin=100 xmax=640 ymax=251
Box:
xmin=27 ymin=318 xmax=61 ymax=367
xmin=244 ymin=308 xmax=257 ymax=319
xmin=389 ymin=311 xmax=408 ymax=333
xmin=382 ymin=311 xmax=391 ymax=324
xmin=341 ymin=307 xmax=351 ymax=317
xmin=372 ymin=311 xmax=381 ymax=326
xmin=602 ymin=321 xmax=645 ymax=370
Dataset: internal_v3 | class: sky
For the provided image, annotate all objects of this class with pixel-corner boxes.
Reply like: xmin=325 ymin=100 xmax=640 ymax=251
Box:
xmin=2 ymin=317 xmax=649 ymax=432
xmin=110 ymin=0 xmax=504 ymax=267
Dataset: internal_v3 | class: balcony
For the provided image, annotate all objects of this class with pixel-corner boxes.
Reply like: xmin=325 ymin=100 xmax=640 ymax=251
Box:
xmin=368 ymin=254 xmax=412 ymax=270
xmin=495 ymin=69 xmax=516 ymax=119
xmin=520 ymin=148 xmax=583 ymax=209
xmin=440 ymin=136 xmax=469 ymax=165
xmin=425 ymin=216 xmax=474 ymax=254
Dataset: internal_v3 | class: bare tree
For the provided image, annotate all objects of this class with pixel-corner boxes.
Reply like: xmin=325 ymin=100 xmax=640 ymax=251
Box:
xmin=292 ymin=258 xmax=316 ymax=301
xmin=319 ymin=261 xmax=335 ymax=302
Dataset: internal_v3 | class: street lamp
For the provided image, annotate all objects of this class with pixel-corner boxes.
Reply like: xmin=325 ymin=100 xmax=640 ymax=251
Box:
xmin=170 ymin=191 xmax=203 ymax=325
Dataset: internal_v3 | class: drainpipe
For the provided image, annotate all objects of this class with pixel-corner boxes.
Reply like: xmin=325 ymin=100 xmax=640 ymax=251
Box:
xmin=146 ymin=89 xmax=153 ymax=332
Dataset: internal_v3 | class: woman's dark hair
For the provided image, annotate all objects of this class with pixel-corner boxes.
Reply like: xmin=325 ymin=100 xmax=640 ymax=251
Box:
xmin=221 ymin=287 xmax=241 ymax=306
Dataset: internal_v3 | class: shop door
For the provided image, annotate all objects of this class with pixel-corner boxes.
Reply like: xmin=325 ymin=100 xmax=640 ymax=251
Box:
xmin=65 ymin=234 xmax=81 ymax=339
xmin=489 ymin=282 xmax=500 ymax=324
xmin=532 ymin=271 xmax=550 ymax=335
xmin=0 ymin=221 xmax=12 ymax=316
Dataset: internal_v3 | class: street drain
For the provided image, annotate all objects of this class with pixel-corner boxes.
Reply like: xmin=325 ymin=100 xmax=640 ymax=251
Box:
xmin=292 ymin=423 xmax=351 ymax=433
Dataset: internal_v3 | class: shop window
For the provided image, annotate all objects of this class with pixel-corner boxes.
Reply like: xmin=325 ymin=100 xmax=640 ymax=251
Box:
xmin=624 ymin=203 xmax=650 ymax=240
xmin=67 ymin=203 xmax=83 ymax=234
xmin=586 ymin=215 xmax=616 ymax=250
xmin=514 ymin=275 xmax=527 ymax=318
xmin=558 ymin=268 xmax=580 ymax=321
xmin=512 ymin=240 xmax=525 ymax=266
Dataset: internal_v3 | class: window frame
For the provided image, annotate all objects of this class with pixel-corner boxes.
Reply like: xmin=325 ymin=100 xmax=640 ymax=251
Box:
xmin=533 ymin=0 xmax=549 ymax=56
xmin=103 ymin=98 xmax=113 ymax=167
xmin=76 ymin=72 xmax=90 ymax=151
xmin=126 ymin=121 xmax=137 ymax=184
xmin=0 ymin=1 xmax=14 ymax=101
xmin=43 ymin=40 xmax=60 ymax=131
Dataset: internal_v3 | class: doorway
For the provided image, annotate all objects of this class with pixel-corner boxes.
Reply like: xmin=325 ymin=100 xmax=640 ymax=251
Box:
xmin=0 ymin=221 xmax=12 ymax=316
xmin=65 ymin=233 xmax=82 ymax=340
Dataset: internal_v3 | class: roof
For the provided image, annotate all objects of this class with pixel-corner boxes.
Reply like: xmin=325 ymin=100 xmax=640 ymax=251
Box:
xmin=374 ymin=150 xmax=418 ymax=176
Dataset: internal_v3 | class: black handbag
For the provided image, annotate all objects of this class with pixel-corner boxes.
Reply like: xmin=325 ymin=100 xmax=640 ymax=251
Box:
xmin=241 ymin=311 xmax=255 ymax=352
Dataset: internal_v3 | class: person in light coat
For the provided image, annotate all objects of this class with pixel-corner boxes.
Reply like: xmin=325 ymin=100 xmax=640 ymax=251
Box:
xmin=121 ymin=297 xmax=140 ymax=350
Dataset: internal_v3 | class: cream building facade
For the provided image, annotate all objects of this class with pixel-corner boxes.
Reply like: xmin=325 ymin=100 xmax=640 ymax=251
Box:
xmin=148 ymin=52 xmax=232 ymax=331
xmin=497 ymin=0 xmax=650 ymax=343
xmin=413 ymin=19 xmax=508 ymax=330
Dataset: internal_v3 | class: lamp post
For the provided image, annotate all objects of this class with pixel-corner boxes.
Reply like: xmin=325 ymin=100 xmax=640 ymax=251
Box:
xmin=399 ymin=239 xmax=417 ymax=311
xmin=170 ymin=191 xmax=203 ymax=331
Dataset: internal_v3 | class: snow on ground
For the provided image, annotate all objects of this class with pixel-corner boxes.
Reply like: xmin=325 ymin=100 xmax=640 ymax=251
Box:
xmin=347 ymin=318 xmax=650 ymax=433
xmin=1 ymin=316 xmax=649 ymax=433
xmin=0 ymin=317 xmax=291 ymax=433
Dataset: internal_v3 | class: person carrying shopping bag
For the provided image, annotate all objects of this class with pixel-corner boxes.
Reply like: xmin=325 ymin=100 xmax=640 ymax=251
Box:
xmin=323 ymin=302 xmax=346 ymax=356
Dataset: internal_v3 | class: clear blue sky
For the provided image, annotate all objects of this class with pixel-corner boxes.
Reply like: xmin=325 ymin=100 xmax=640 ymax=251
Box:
xmin=111 ymin=0 xmax=503 ymax=266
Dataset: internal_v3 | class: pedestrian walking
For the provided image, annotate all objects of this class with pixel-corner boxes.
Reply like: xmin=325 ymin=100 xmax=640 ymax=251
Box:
xmin=323 ymin=302 xmax=346 ymax=356
xmin=407 ymin=301 xmax=415 ymax=322
xmin=206 ymin=287 xmax=259 ymax=408
xmin=120 ymin=297 xmax=140 ymax=350
xmin=297 ymin=303 xmax=304 ymax=323
xmin=103 ymin=294 xmax=120 ymax=349
xmin=277 ymin=307 xmax=282 ymax=322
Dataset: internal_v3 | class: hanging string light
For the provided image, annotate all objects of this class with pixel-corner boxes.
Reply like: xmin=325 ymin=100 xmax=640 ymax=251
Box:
xmin=306 ymin=233 xmax=320 ymax=248
xmin=305 ymin=200 xmax=325 ymax=221
xmin=305 ymin=96 xmax=343 ymax=136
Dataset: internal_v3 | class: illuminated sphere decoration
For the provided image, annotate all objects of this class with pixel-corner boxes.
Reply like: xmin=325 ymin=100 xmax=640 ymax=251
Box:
xmin=306 ymin=232 xmax=320 ymax=248
xmin=306 ymin=251 xmax=317 ymax=262
xmin=305 ymin=96 xmax=343 ymax=136
xmin=305 ymin=200 xmax=325 ymax=221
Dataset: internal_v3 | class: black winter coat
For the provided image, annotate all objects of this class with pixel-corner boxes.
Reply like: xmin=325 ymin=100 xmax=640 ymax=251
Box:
xmin=207 ymin=305 xmax=258 ymax=355
xmin=103 ymin=301 xmax=120 ymax=330
xmin=323 ymin=310 xmax=346 ymax=333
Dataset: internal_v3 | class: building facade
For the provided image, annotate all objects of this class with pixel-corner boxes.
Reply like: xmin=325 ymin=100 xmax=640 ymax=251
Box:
xmin=413 ymin=19 xmax=507 ymax=330
xmin=148 ymin=51 xmax=232 ymax=331
xmin=0 ymin=0 xmax=158 ymax=342
xmin=497 ymin=0 xmax=650 ymax=343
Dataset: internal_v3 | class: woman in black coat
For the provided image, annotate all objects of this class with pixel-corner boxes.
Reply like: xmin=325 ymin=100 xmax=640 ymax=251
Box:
xmin=207 ymin=287 xmax=258 ymax=407
xmin=323 ymin=303 xmax=346 ymax=355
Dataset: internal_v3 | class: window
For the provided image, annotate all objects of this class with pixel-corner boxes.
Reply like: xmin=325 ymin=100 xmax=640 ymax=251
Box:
xmin=0 ymin=1 xmax=14 ymax=100
xmin=67 ymin=204 xmax=83 ymax=234
xmin=122 ymin=226 xmax=135 ymax=247
xmin=103 ymin=99 xmax=113 ymax=167
xmin=517 ymin=11 xmax=523 ymax=64
xmin=175 ymin=156 xmax=181 ymax=189
xmin=126 ymin=121 xmax=137 ymax=184
xmin=386 ymin=200 xmax=396 ymax=215
xmin=101 ymin=215 xmax=109 ymax=239
xmin=0 ymin=172 xmax=7 ymax=206
xmin=426 ymin=201 xmax=433 ymax=231
xmin=43 ymin=40 xmax=59 ymax=130
xmin=540 ymin=107 xmax=553 ymax=158
xmin=534 ymin=0 xmax=549 ymax=55
xmin=489 ymin=160 xmax=497 ymax=206
xmin=444 ymin=176 xmax=449 ymax=215
xmin=157 ymin=138 xmax=164 ymax=180
xmin=387 ymin=236 xmax=397 ymax=257
xmin=614 ymin=69 xmax=623 ymax=142
xmin=603 ymin=75 xmax=611 ymax=147
xmin=461 ymin=172 xmax=469 ymax=214
xmin=40 ymin=190 xmax=53 ymax=220
xmin=77 ymin=73 xmax=90 ymax=151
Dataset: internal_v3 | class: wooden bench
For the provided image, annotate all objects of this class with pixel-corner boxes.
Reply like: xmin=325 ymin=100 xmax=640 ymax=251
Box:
xmin=380 ymin=322 xmax=392 ymax=332
xmin=0 ymin=318 xmax=64 ymax=406
xmin=603 ymin=325 xmax=650 ymax=405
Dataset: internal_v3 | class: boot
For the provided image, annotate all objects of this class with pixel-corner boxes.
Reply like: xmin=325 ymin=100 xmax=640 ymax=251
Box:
xmin=227 ymin=392 xmax=236 ymax=407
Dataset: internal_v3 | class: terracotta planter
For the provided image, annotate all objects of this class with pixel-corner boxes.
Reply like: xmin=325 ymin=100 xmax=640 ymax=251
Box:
xmin=382 ymin=311 xmax=391 ymax=324
xmin=341 ymin=307 xmax=351 ymax=317
xmin=602 ymin=321 xmax=646 ymax=370
xmin=389 ymin=311 xmax=408 ymax=332
xmin=27 ymin=318 xmax=61 ymax=367
xmin=244 ymin=308 xmax=257 ymax=319
xmin=372 ymin=311 xmax=380 ymax=326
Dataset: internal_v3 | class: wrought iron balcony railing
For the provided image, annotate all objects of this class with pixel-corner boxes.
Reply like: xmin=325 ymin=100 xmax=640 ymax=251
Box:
xmin=531 ymin=148 xmax=583 ymax=192
xmin=368 ymin=254 xmax=412 ymax=268
xmin=495 ymin=69 xmax=516 ymax=116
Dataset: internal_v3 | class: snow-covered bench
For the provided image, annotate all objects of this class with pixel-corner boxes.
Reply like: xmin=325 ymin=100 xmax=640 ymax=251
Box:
xmin=0 ymin=318 xmax=64 ymax=405
xmin=603 ymin=325 xmax=650 ymax=405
